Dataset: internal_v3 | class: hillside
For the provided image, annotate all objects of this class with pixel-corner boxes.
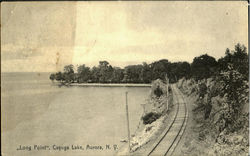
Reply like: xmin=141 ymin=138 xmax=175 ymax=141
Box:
xmin=176 ymin=76 xmax=249 ymax=155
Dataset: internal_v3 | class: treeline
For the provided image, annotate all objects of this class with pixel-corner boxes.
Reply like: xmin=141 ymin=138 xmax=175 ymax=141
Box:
xmin=49 ymin=43 xmax=248 ymax=84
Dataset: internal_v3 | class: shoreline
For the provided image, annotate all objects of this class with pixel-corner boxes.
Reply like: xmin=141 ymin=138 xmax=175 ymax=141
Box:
xmin=56 ymin=83 xmax=151 ymax=87
xmin=116 ymin=80 xmax=173 ymax=155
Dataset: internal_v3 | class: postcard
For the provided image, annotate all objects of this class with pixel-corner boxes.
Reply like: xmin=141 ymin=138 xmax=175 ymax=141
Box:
xmin=1 ymin=1 xmax=248 ymax=156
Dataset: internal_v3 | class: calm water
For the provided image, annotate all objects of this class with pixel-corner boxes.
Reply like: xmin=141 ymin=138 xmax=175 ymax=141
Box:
xmin=1 ymin=72 xmax=150 ymax=156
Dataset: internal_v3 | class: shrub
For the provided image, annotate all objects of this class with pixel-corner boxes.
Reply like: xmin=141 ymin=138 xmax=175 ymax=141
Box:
xmin=191 ymin=87 xmax=196 ymax=94
xmin=151 ymin=79 xmax=168 ymax=98
xmin=198 ymin=82 xmax=207 ymax=99
xmin=142 ymin=112 xmax=161 ymax=125
xmin=218 ymin=65 xmax=248 ymax=132
xmin=154 ymin=86 xmax=163 ymax=97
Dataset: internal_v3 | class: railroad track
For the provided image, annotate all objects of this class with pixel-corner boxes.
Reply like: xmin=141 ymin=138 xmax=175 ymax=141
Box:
xmin=147 ymin=85 xmax=188 ymax=156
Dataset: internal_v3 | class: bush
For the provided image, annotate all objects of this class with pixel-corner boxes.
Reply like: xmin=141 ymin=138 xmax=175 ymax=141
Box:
xmin=191 ymin=87 xmax=196 ymax=94
xmin=198 ymin=82 xmax=207 ymax=99
xmin=142 ymin=112 xmax=161 ymax=125
xmin=218 ymin=65 xmax=248 ymax=132
xmin=151 ymin=79 xmax=167 ymax=98
xmin=154 ymin=86 xmax=163 ymax=97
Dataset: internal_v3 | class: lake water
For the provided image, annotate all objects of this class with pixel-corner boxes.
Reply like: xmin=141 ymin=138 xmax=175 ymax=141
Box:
xmin=1 ymin=72 xmax=150 ymax=156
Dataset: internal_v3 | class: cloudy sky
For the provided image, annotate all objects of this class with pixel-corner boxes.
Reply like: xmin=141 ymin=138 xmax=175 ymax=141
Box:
xmin=1 ymin=1 xmax=248 ymax=72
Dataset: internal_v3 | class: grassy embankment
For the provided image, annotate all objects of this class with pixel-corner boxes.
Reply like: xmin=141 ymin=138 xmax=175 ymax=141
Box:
xmin=117 ymin=79 xmax=175 ymax=155
xmin=176 ymin=78 xmax=249 ymax=156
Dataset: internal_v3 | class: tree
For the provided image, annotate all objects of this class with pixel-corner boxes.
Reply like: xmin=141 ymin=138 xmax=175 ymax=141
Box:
xmin=111 ymin=67 xmax=124 ymax=83
xmin=140 ymin=62 xmax=152 ymax=83
xmin=49 ymin=73 xmax=55 ymax=82
xmin=233 ymin=44 xmax=248 ymax=78
xmin=218 ymin=48 xmax=232 ymax=73
xmin=98 ymin=61 xmax=113 ymax=83
xmin=55 ymin=72 xmax=64 ymax=82
xmin=64 ymin=64 xmax=74 ymax=74
xmin=178 ymin=62 xmax=191 ymax=79
xmin=77 ymin=64 xmax=91 ymax=83
xmin=63 ymin=64 xmax=75 ymax=83
xmin=123 ymin=65 xmax=143 ymax=83
xmin=150 ymin=59 xmax=169 ymax=81
xmin=90 ymin=66 xmax=100 ymax=83
xmin=168 ymin=62 xmax=191 ymax=82
xmin=191 ymin=54 xmax=217 ymax=80
xmin=218 ymin=43 xmax=248 ymax=80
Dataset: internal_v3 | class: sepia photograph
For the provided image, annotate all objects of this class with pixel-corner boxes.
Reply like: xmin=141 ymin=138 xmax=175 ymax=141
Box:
xmin=1 ymin=1 xmax=249 ymax=156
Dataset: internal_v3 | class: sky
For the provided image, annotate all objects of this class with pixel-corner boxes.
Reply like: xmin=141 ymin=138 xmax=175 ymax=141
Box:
xmin=1 ymin=1 xmax=248 ymax=72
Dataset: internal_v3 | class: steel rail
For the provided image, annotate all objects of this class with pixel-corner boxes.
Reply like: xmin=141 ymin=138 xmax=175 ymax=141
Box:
xmin=147 ymin=85 xmax=188 ymax=156
xmin=164 ymin=88 xmax=188 ymax=156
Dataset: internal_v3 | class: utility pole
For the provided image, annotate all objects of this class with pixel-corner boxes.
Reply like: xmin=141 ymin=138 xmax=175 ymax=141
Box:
xmin=166 ymin=74 xmax=169 ymax=111
xmin=125 ymin=92 xmax=131 ymax=152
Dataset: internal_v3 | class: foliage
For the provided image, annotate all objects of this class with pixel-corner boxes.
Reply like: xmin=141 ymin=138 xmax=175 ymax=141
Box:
xmin=64 ymin=64 xmax=74 ymax=74
xmin=140 ymin=62 xmax=152 ymax=83
xmin=142 ymin=112 xmax=161 ymax=125
xmin=111 ymin=67 xmax=124 ymax=83
xmin=173 ymin=43 xmax=248 ymax=155
xmin=198 ymin=82 xmax=207 ymax=99
xmin=98 ymin=61 xmax=113 ymax=83
xmin=50 ymin=59 xmax=192 ymax=84
xmin=123 ymin=65 xmax=144 ymax=83
xmin=49 ymin=73 xmax=55 ymax=81
xmin=55 ymin=72 xmax=64 ymax=81
xmin=49 ymin=43 xmax=248 ymax=90
xmin=151 ymin=79 xmax=168 ymax=97
xmin=77 ymin=64 xmax=90 ymax=83
xmin=150 ymin=59 xmax=169 ymax=81
xmin=154 ymin=86 xmax=163 ymax=97
xmin=218 ymin=43 xmax=248 ymax=80
xmin=191 ymin=54 xmax=217 ymax=80
xmin=217 ymin=64 xmax=249 ymax=132
xmin=169 ymin=62 xmax=191 ymax=82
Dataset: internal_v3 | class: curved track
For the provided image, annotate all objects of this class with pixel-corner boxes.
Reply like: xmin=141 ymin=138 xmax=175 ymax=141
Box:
xmin=147 ymin=85 xmax=188 ymax=156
